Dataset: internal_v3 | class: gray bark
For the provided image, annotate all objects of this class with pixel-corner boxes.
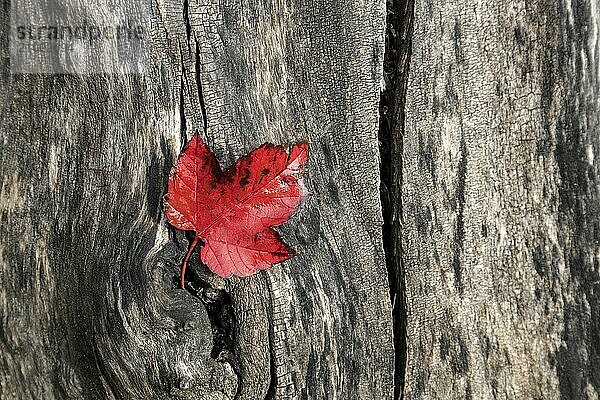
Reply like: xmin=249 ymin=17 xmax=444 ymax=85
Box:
xmin=400 ymin=0 xmax=600 ymax=398
xmin=2 ymin=0 xmax=600 ymax=398
xmin=0 ymin=0 xmax=393 ymax=399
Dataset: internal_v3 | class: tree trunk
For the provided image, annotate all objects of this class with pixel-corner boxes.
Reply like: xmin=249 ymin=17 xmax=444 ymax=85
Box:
xmin=2 ymin=0 xmax=600 ymax=398
xmin=0 ymin=0 xmax=393 ymax=399
xmin=396 ymin=0 xmax=600 ymax=398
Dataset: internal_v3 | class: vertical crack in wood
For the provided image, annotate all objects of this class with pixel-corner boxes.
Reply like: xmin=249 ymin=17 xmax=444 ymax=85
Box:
xmin=194 ymin=40 xmax=208 ymax=135
xmin=177 ymin=2 xmax=240 ymax=392
xmin=451 ymin=135 xmax=467 ymax=296
xmin=378 ymin=0 xmax=414 ymax=398
xmin=179 ymin=53 xmax=188 ymax=145
xmin=182 ymin=0 xmax=192 ymax=43
xmin=264 ymin=287 xmax=277 ymax=400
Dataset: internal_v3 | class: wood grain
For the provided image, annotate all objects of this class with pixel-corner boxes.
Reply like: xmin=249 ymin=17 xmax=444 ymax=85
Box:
xmin=0 ymin=0 xmax=394 ymax=399
xmin=402 ymin=0 xmax=600 ymax=398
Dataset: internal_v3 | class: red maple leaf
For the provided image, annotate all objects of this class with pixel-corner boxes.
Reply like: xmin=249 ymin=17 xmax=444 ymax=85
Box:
xmin=164 ymin=134 xmax=309 ymax=287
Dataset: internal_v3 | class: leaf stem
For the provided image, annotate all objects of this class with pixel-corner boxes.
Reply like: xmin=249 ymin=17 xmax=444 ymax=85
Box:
xmin=181 ymin=235 xmax=200 ymax=289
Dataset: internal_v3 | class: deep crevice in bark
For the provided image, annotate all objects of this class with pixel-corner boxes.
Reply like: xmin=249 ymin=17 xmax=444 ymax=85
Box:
xmin=179 ymin=50 xmax=188 ymax=146
xmin=177 ymin=9 xmax=239 ymax=389
xmin=182 ymin=0 xmax=192 ymax=42
xmin=378 ymin=0 xmax=414 ymax=398
xmin=194 ymin=40 xmax=208 ymax=135
xmin=264 ymin=289 xmax=277 ymax=400
xmin=184 ymin=263 xmax=238 ymax=361
xmin=452 ymin=136 xmax=467 ymax=296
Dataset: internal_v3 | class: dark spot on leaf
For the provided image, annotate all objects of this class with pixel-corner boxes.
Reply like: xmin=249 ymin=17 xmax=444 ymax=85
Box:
xmin=210 ymin=162 xmax=223 ymax=179
xmin=238 ymin=167 xmax=251 ymax=186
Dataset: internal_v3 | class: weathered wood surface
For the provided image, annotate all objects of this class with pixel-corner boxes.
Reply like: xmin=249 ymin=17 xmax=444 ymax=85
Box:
xmin=401 ymin=0 xmax=600 ymax=398
xmin=0 ymin=0 xmax=393 ymax=399
xmin=4 ymin=0 xmax=600 ymax=397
